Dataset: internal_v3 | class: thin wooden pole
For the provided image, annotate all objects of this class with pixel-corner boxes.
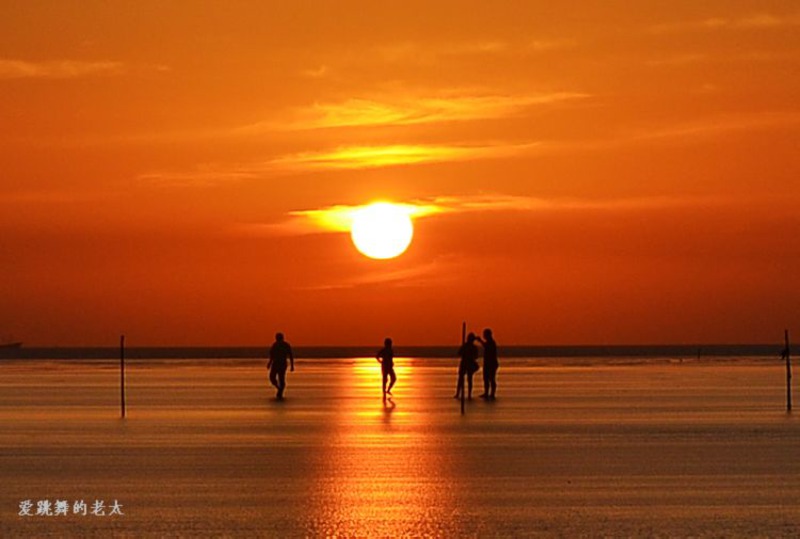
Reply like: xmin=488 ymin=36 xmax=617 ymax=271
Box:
xmin=461 ymin=321 xmax=466 ymax=415
xmin=785 ymin=329 xmax=792 ymax=413
xmin=120 ymin=335 xmax=126 ymax=418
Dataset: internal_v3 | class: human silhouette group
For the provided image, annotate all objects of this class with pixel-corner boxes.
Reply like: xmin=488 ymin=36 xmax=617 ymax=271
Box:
xmin=266 ymin=329 xmax=499 ymax=401
xmin=455 ymin=328 xmax=499 ymax=400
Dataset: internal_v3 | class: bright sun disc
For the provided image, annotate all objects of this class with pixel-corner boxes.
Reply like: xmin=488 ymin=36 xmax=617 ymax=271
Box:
xmin=350 ymin=203 xmax=414 ymax=259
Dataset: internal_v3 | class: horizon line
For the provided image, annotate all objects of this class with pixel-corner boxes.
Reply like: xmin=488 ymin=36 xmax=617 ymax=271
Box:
xmin=2 ymin=343 xmax=785 ymax=360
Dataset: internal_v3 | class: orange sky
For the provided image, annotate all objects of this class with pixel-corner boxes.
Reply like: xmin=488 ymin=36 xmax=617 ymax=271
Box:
xmin=1 ymin=2 xmax=798 ymax=345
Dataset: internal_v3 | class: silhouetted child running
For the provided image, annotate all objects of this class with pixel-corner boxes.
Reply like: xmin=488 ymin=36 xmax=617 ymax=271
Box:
xmin=376 ymin=337 xmax=397 ymax=398
xmin=267 ymin=332 xmax=294 ymax=400
xmin=455 ymin=332 xmax=480 ymax=399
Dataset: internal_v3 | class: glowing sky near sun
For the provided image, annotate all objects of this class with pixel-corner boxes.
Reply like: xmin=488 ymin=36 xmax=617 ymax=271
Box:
xmin=0 ymin=2 xmax=798 ymax=345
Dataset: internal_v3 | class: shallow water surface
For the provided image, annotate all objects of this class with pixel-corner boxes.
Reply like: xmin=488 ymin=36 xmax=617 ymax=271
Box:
xmin=1 ymin=358 xmax=799 ymax=536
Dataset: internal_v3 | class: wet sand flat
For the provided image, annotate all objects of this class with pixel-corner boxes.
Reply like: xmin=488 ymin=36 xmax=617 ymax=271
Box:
xmin=1 ymin=358 xmax=799 ymax=536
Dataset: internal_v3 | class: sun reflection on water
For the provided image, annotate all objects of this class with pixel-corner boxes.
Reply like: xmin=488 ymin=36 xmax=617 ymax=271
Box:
xmin=307 ymin=357 xmax=456 ymax=536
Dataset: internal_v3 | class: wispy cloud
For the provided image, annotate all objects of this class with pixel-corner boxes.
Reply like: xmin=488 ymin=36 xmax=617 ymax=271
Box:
xmin=141 ymin=108 xmax=800 ymax=187
xmin=645 ymin=50 xmax=800 ymax=67
xmin=295 ymin=38 xmax=574 ymax=80
xmin=646 ymin=53 xmax=708 ymax=67
xmin=628 ymin=111 xmax=800 ymax=142
xmin=547 ymin=111 xmax=800 ymax=154
xmin=141 ymin=141 xmax=543 ymax=185
xmin=526 ymin=39 xmax=577 ymax=52
xmin=650 ymin=12 xmax=800 ymax=34
xmin=0 ymin=189 xmax=117 ymax=205
xmin=271 ymin=142 xmax=541 ymax=170
xmin=299 ymin=65 xmax=330 ymax=79
xmin=241 ymin=196 xmax=532 ymax=238
xmin=414 ymin=194 xmax=550 ymax=213
xmin=285 ymin=201 xmax=441 ymax=234
xmin=245 ymin=194 xmax=711 ymax=238
xmin=378 ymin=40 xmax=508 ymax=61
xmin=409 ymin=194 xmax=712 ymax=214
xmin=138 ymin=165 xmax=265 ymax=187
xmin=264 ymin=92 xmax=589 ymax=131
xmin=0 ymin=58 xmax=124 ymax=79
xmin=376 ymin=38 xmax=575 ymax=63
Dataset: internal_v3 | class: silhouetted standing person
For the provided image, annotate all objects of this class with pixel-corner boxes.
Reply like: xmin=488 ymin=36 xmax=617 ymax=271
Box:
xmin=376 ymin=337 xmax=397 ymax=398
xmin=476 ymin=328 xmax=499 ymax=399
xmin=267 ymin=332 xmax=294 ymax=400
xmin=455 ymin=332 xmax=480 ymax=399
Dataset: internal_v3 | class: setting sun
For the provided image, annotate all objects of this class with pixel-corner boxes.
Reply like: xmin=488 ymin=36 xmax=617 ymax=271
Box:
xmin=350 ymin=202 xmax=414 ymax=260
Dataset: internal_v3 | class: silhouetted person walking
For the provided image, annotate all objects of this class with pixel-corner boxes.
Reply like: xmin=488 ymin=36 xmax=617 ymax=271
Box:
xmin=376 ymin=337 xmax=397 ymax=398
xmin=476 ymin=328 xmax=499 ymax=399
xmin=268 ymin=332 xmax=294 ymax=400
xmin=455 ymin=332 xmax=480 ymax=399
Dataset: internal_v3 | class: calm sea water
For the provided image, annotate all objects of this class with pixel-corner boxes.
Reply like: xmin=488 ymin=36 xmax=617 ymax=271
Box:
xmin=2 ymin=356 xmax=797 ymax=536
